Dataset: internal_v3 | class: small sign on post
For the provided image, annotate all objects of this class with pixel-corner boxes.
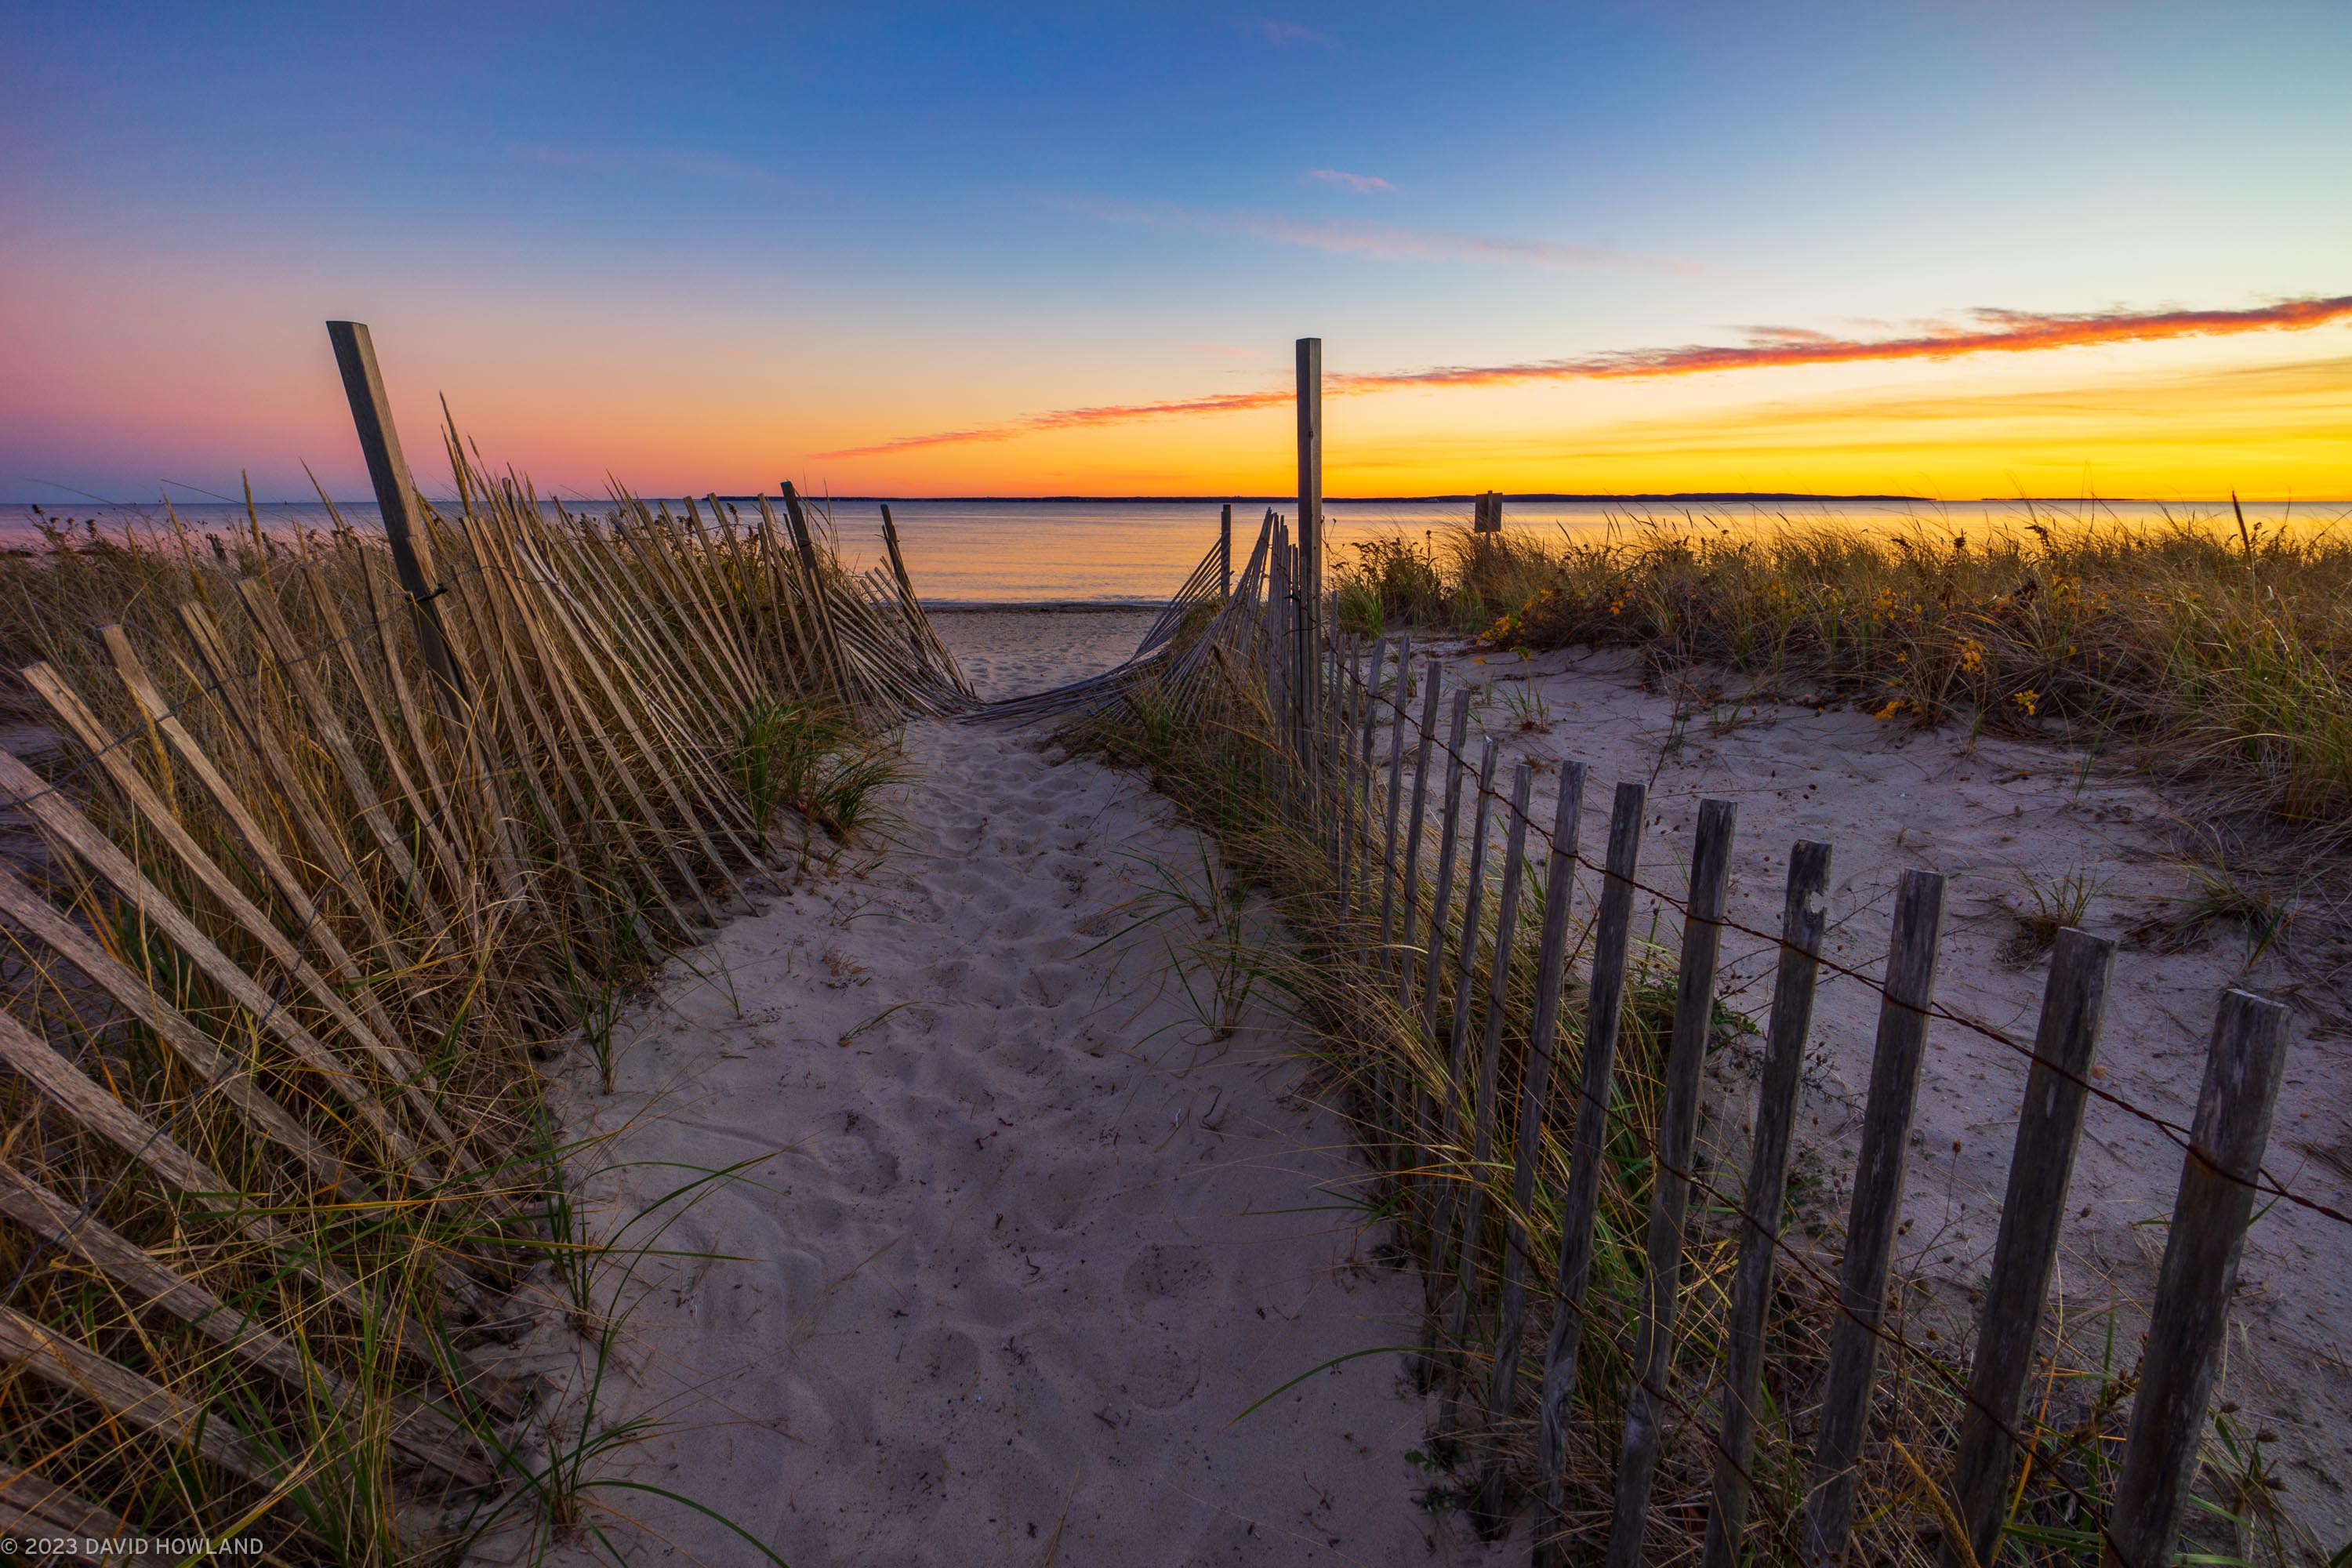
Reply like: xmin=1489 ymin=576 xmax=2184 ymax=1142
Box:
xmin=1473 ymin=492 xmax=1504 ymax=533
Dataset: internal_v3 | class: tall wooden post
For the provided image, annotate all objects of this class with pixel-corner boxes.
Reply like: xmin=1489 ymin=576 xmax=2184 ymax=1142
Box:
xmin=1295 ymin=338 xmax=1323 ymax=737
xmin=324 ymin=321 xmax=468 ymax=710
xmin=1220 ymin=503 xmax=1233 ymax=600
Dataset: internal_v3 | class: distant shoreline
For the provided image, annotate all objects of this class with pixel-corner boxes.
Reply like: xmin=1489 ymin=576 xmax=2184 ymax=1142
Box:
xmin=10 ymin=492 xmax=2347 ymax=509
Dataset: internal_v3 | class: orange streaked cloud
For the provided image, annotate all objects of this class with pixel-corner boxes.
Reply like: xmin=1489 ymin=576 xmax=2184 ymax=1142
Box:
xmin=821 ymin=350 xmax=2351 ymax=502
xmin=818 ymin=292 xmax=2352 ymax=459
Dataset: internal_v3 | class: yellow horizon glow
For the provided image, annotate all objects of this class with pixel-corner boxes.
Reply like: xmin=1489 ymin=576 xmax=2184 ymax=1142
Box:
xmin=779 ymin=339 xmax=2352 ymax=501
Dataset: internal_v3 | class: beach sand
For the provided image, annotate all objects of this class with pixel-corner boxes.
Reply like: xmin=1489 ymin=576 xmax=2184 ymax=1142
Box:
xmin=488 ymin=615 xmax=2350 ymax=1560
xmin=499 ymin=611 xmax=1510 ymax=1566
xmin=1436 ymin=641 xmax=2352 ymax=1540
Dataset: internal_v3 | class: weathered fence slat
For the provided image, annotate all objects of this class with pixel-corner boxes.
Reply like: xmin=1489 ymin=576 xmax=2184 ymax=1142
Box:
xmin=1376 ymin=640 xmax=1413 ymax=962
xmin=1534 ymin=779 xmax=1649 ymax=1524
xmin=1802 ymin=867 xmax=1949 ymax=1565
xmin=779 ymin=481 xmax=861 ymax=710
xmin=176 ymin=597 xmax=414 ymax=963
xmin=1421 ymin=688 xmax=1476 ymax=1039
xmin=0 ymin=1461 xmax=132 ymax=1538
xmin=1944 ymin=927 xmax=2116 ymax=1568
xmin=0 ymin=1006 xmax=522 ymax=1420
xmin=1602 ymin=797 xmax=1740 ymax=1568
xmin=1441 ymin=760 xmax=1536 ymax=1438
xmin=1434 ymin=736 xmax=1503 ymax=1279
xmin=1396 ymin=664 xmax=1445 ymax=1004
xmin=1475 ymin=760 xmax=1589 ymax=1526
xmin=1353 ymin=636 xmax=1392 ymax=928
xmin=0 ymin=746 xmax=440 ymax=1174
xmin=1704 ymin=839 xmax=1835 ymax=1568
xmin=0 ymin=1304 xmax=284 ymax=1489
xmin=234 ymin=577 xmax=455 ymax=932
xmin=0 ymin=1160 xmax=494 ymax=1486
xmin=0 ymin=861 xmax=371 ymax=1205
xmin=2103 ymin=989 xmax=2292 ymax=1568
xmin=1335 ymin=637 xmax=1363 ymax=919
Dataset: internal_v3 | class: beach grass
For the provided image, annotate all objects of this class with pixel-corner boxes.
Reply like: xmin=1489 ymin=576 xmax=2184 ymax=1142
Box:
xmin=1337 ymin=506 xmax=2352 ymax=848
xmin=0 ymin=471 xmax=891 ymax=1560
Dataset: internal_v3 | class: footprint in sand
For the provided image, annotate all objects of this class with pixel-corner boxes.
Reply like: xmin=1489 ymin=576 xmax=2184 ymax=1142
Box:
xmin=1123 ymin=1243 xmax=1214 ymax=1307
xmin=1118 ymin=1339 xmax=1203 ymax=1410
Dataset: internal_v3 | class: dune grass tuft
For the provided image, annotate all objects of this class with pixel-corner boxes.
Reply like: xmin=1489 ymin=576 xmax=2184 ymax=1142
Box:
xmin=1335 ymin=506 xmax=2352 ymax=844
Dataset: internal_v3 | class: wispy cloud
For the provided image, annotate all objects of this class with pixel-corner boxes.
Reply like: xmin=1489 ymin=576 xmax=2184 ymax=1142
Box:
xmin=512 ymin=143 xmax=786 ymax=187
xmin=1241 ymin=17 xmax=1332 ymax=46
xmin=1183 ymin=343 xmax=1265 ymax=358
xmin=814 ymin=293 xmax=2352 ymax=458
xmin=1308 ymin=168 xmax=1392 ymax=193
xmin=1044 ymin=194 xmax=1704 ymax=275
xmin=1359 ymin=295 xmax=2352 ymax=388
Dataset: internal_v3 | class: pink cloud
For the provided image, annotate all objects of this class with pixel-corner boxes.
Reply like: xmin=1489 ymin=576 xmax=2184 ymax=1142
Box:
xmin=1308 ymin=169 xmax=1393 ymax=193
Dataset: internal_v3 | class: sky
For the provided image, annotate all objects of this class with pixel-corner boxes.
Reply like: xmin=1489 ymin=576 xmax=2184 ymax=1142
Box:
xmin=4 ymin=1 xmax=2348 ymax=503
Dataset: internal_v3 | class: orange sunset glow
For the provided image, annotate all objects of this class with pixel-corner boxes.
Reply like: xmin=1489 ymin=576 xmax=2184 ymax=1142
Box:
xmin=5 ymin=7 xmax=2347 ymax=504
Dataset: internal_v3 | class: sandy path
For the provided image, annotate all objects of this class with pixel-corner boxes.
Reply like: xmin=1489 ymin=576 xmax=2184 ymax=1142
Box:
xmin=503 ymin=615 xmax=1503 ymax=1566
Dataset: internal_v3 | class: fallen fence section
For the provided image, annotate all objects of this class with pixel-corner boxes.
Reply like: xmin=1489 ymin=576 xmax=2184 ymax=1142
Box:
xmin=0 ymin=325 xmax=971 ymax=1546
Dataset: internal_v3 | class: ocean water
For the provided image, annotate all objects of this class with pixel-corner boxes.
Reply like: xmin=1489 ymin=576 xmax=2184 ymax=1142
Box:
xmin=3 ymin=495 xmax=2337 ymax=605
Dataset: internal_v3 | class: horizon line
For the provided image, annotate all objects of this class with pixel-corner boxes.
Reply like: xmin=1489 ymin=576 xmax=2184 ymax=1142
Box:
xmin=10 ymin=492 xmax=2348 ymax=509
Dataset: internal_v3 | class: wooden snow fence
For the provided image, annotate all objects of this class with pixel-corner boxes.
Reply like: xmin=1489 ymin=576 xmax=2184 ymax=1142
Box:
xmin=0 ymin=325 xmax=971 ymax=1547
xmin=1101 ymin=503 xmax=2310 ymax=1568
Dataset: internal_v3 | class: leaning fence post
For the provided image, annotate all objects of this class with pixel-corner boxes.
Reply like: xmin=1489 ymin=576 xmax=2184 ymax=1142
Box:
xmin=1704 ymin=840 xmax=1835 ymax=1568
xmin=1944 ymin=927 xmax=2116 ymax=1568
xmin=1602 ymin=798 xmax=1739 ymax=1568
xmin=1534 ymin=780 xmax=1647 ymax=1520
xmin=2103 ymin=989 xmax=2291 ymax=1568
xmin=1473 ymin=760 xmax=1588 ymax=1529
xmin=324 ymin=321 xmax=469 ymax=711
xmin=1801 ymin=868 xmax=1948 ymax=1565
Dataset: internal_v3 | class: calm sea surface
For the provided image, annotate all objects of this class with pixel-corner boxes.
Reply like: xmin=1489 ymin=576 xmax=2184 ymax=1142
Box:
xmin=4 ymin=497 xmax=2339 ymax=605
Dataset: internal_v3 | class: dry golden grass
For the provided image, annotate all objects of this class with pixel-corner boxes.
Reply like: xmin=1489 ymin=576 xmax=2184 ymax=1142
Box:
xmin=0 ymin=448 xmax=900 ymax=1561
xmin=1337 ymin=506 xmax=2352 ymax=843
